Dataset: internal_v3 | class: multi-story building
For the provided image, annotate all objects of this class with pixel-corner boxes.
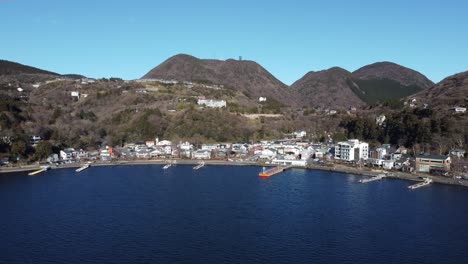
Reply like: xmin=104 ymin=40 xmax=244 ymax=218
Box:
xmin=334 ymin=139 xmax=369 ymax=161
xmin=415 ymin=154 xmax=451 ymax=173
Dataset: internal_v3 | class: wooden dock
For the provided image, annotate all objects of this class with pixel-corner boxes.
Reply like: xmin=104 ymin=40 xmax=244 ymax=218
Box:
xmin=28 ymin=166 xmax=50 ymax=176
xmin=258 ymin=166 xmax=292 ymax=177
xmin=193 ymin=161 xmax=205 ymax=170
xmin=408 ymin=178 xmax=433 ymax=190
xmin=359 ymin=174 xmax=386 ymax=183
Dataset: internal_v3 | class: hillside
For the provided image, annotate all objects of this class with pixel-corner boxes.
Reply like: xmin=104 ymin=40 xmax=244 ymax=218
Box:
xmin=291 ymin=67 xmax=365 ymax=109
xmin=413 ymin=71 xmax=468 ymax=108
xmin=142 ymin=54 xmax=297 ymax=106
xmin=351 ymin=62 xmax=434 ymax=104
xmin=0 ymin=60 xmax=59 ymax=76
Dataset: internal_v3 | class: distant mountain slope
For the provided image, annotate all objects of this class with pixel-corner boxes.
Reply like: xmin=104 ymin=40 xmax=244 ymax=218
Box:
xmin=413 ymin=71 xmax=468 ymax=108
xmin=142 ymin=54 xmax=296 ymax=105
xmin=0 ymin=60 xmax=59 ymax=76
xmin=290 ymin=62 xmax=433 ymax=108
xmin=291 ymin=67 xmax=365 ymax=109
xmin=351 ymin=62 xmax=434 ymax=104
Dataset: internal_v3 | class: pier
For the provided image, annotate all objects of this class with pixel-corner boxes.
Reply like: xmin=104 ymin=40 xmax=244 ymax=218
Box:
xmin=28 ymin=166 xmax=50 ymax=176
xmin=258 ymin=166 xmax=292 ymax=177
xmin=359 ymin=174 xmax=386 ymax=183
xmin=193 ymin=161 xmax=205 ymax=170
xmin=76 ymin=164 xmax=90 ymax=172
xmin=408 ymin=178 xmax=433 ymax=190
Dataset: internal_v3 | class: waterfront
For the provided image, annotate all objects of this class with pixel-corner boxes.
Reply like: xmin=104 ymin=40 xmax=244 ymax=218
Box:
xmin=1 ymin=165 xmax=468 ymax=263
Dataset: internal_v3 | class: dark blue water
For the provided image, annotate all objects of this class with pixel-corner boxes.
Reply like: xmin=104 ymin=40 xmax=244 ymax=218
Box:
xmin=1 ymin=165 xmax=468 ymax=263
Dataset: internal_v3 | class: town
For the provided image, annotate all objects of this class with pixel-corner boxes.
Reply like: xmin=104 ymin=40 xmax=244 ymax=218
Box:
xmin=4 ymin=128 xmax=467 ymax=185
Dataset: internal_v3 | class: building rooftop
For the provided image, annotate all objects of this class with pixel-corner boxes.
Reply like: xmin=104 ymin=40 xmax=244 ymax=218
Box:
xmin=416 ymin=154 xmax=449 ymax=160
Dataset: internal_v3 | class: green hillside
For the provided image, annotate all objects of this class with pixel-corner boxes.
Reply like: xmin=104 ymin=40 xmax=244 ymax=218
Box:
xmin=348 ymin=78 xmax=423 ymax=104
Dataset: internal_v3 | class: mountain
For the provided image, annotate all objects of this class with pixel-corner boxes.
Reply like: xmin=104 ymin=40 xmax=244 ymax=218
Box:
xmin=291 ymin=67 xmax=365 ymax=109
xmin=142 ymin=54 xmax=295 ymax=105
xmin=350 ymin=62 xmax=434 ymax=104
xmin=413 ymin=71 xmax=468 ymax=108
xmin=0 ymin=60 xmax=59 ymax=76
xmin=290 ymin=61 xmax=433 ymax=109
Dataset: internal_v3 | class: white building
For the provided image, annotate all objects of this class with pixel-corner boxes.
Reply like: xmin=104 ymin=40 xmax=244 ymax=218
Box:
xmin=293 ymin=130 xmax=307 ymax=139
xmin=60 ymin=148 xmax=76 ymax=161
xmin=192 ymin=149 xmax=212 ymax=159
xmin=376 ymin=115 xmax=386 ymax=126
xmin=334 ymin=139 xmax=369 ymax=161
xmin=201 ymin=144 xmax=219 ymax=151
xmin=71 ymin=91 xmax=80 ymax=99
xmin=197 ymin=99 xmax=226 ymax=108
xmin=178 ymin=141 xmax=193 ymax=151
xmin=272 ymin=158 xmax=308 ymax=167
xmin=259 ymin=97 xmax=267 ymax=102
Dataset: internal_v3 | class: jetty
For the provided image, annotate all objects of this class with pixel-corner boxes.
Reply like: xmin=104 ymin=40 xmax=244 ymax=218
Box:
xmin=408 ymin=178 xmax=433 ymax=190
xmin=28 ymin=166 xmax=50 ymax=176
xmin=193 ymin=161 xmax=205 ymax=170
xmin=76 ymin=164 xmax=90 ymax=173
xmin=163 ymin=160 xmax=176 ymax=170
xmin=359 ymin=174 xmax=386 ymax=183
xmin=258 ymin=166 xmax=291 ymax=177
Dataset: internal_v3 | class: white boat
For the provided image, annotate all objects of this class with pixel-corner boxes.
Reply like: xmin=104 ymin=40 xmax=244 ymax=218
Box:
xmin=163 ymin=163 xmax=172 ymax=170
xmin=76 ymin=164 xmax=90 ymax=172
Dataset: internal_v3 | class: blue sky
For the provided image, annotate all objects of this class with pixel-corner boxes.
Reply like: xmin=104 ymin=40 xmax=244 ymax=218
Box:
xmin=1 ymin=0 xmax=467 ymax=84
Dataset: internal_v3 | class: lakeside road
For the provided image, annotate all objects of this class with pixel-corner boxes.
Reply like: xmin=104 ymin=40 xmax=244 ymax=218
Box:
xmin=1 ymin=159 xmax=467 ymax=188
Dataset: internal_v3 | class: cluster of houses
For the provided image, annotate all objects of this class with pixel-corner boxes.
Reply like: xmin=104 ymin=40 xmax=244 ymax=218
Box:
xmin=39 ymin=131 xmax=467 ymax=178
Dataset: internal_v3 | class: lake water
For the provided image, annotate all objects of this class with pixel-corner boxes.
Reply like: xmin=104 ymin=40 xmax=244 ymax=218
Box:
xmin=1 ymin=165 xmax=468 ymax=263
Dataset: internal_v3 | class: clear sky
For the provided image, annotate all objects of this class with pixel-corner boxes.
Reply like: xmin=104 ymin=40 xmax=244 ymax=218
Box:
xmin=1 ymin=0 xmax=467 ymax=84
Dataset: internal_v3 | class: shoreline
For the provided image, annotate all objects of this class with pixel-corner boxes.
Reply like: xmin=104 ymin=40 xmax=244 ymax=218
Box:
xmin=1 ymin=159 xmax=467 ymax=188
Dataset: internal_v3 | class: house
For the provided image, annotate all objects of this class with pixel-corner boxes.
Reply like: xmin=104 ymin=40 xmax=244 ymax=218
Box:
xmin=367 ymin=158 xmax=384 ymax=167
xmin=99 ymin=147 xmax=113 ymax=158
xmin=31 ymin=135 xmax=41 ymax=146
xmin=313 ymin=148 xmax=329 ymax=159
xmin=451 ymin=107 xmax=466 ymax=114
xmin=450 ymin=149 xmax=466 ymax=158
xmin=415 ymin=154 xmax=451 ymax=173
xmin=71 ymin=91 xmax=80 ymax=99
xmin=150 ymin=148 xmax=166 ymax=158
xmin=145 ymin=141 xmax=155 ymax=148
xmin=382 ymin=160 xmax=395 ymax=170
xmin=192 ymin=149 xmax=212 ymax=159
xmin=60 ymin=148 xmax=76 ymax=161
xmin=370 ymin=147 xmax=387 ymax=160
xmin=259 ymin=97 xmax=267 ymax=102
xmin=334 ymin=139 xmax=369 ymax=161
xmin=135 ymin=150 xmax=150 ymax=159
xmin=201 ymin=144 xmax=219 ymax=151
xmin=47 ymin=154 xmax=59 ymax=163
xmin=376 ymin=115 xmax=386 ymax=126
xmin=76 ymin=149 xmax=88 ymax=160
xmin=294 ymin=130 xmax=307 ymax=139
xmin=259 ymin=148 xmax=277 ymax=159
xmin=156 ymin=140 xmax=172 ymax=146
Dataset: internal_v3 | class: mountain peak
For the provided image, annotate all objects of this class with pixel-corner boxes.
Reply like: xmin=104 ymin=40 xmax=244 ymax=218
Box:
xmin=142 ymin=54 xmax=295 ymax=105
xmin=353 ymin=61 xmax=434 ymax=88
